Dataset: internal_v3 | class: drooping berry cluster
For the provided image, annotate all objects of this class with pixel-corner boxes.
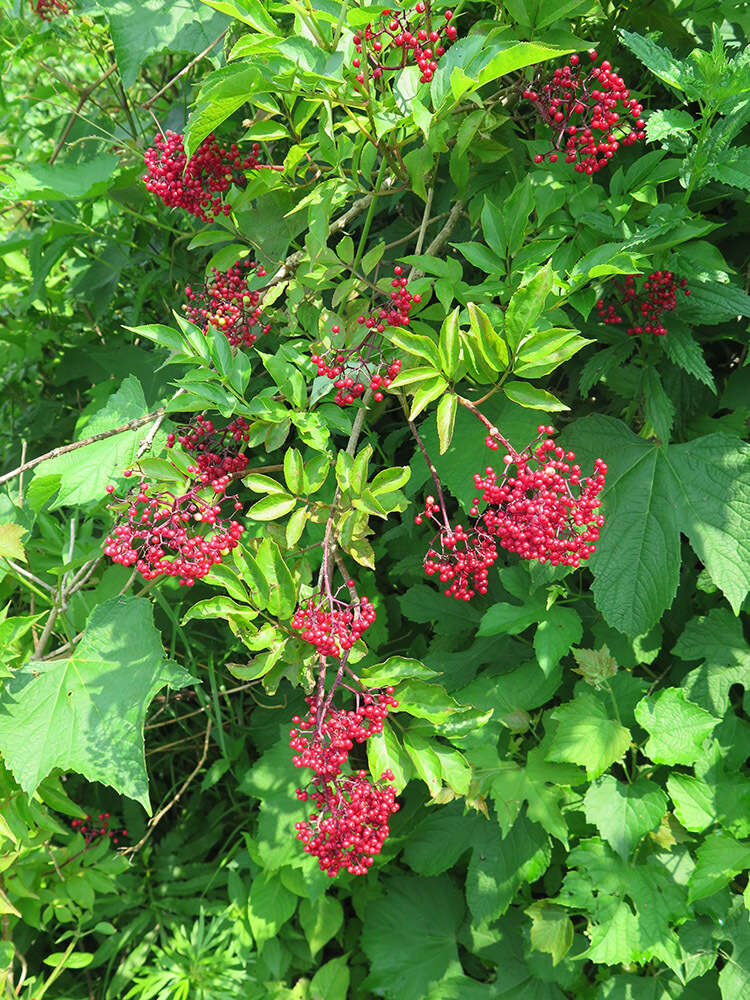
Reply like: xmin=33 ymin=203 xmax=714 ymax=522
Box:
xmin=291 ymin=592 xmax=377 ymax=658
xmin=143 ymin=131 xmax=261 ymax=222
xmin=596 ymin=271 xmax=690 ymax=336
xmin=295 ymin=771 xmax=399 ymax=876
xmin=31 ymin=0 xmax=70 ymax=18
xmin=311 ymin=266 xmax=418 ymax=406
xmin=71 ymin=812 xmax=128 ymax=847
xmin=183 ymin=260 xmax=270 ymax=349
xmin=469 ymin=426 xmax=607 ymax=567
xmin=104 ymin=454 xmax=245 ymax=586
xmin=523 ymin=51 xmax=645 ymax=173
xmin=352 ymin=4 xmax=458 ymax=86
xmin=291 ymin=691 xmax=399 ymax=876
xmin=167 ymin=414 xmax=250 ymax=492
xmin=417 ymin=498 xmax=499 ymax=601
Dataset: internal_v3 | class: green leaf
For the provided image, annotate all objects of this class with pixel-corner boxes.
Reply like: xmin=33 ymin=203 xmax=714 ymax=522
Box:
xmin=504 ymin=263 xmax=554 ymax=351
xmin=674 ymin=608 xmax=750 ymax=715
xmin=707 ymin=144 xmax=750 ymax=191
xmin=256 ymin=538 xmax=296 ymax=618
xmin=309 ymin=956 xmax=350 ymax=1000
xmin=37 ymin=376 xmax=149 ymax=508
xmin=106 ymin=0 xmax=226 ymax=89
xmin=438 ymin=307 xmax=461 ymax=378
xmin=647 ymin=108 xmax=696 ymax=143
xmin=688 ymin=831 xmax=750 ymax=903
xmin=659 ymin=321 xmax=716 ymax=391
xmin=466 ymin=816 xmax=551 ymax=923
xmin=667 ymin=773 xmax=716 ymax=833
xmin=367 ymin=723 xmax=412 ymax=792
xmin=561 ymin=416 xmax=750 ymax=635
xmin=402 ymin=732 xmax=443 ymax=798
xmin=635 ymin=689 xmax=718 ymax=766
xmin=436 ymin=394 xmax=458 ymax=454
xmin=361 ymin=876 xmax=464 ymax=1000
xmin=247 ymin=871 xmax=297 ymax=945
xmin=383 ymin=328 xmax=441 ymax=370
xmin=584 ymin=776 xmax=667 ymax=859
xmin=547 ymin=691 xmax=631 ymax=779
xmin=0 ymin=523 xmax=26 ymax=562
xmin=641 ymin=368 xmax=674 ymax=442
xmin=394 ymin=680 xmax=462 ymax=724
xmin=467 ymin=302 xmax=510 ymax=370
xmin=503 ymin=381 xmax=569 ymax=411
xmin=534 ymin=606 xmax=583 ymax=674
xmin=479 ymin=601 xmax=543 ymax=637
xmin=298 ymin=895 xmax=343 ymax=958
xmin=4 ymin=155 xmax=120 ymax=202
xmin=525 ymin=901 xmax=575 ymax=966
xmin=202 ymin=0 xmax=277 ymax=34
xmin=0 ymin=597 xmax=193 ymax=810
xmin=409 ymin=376 xmax=449 ymax=420
xmin=246 ymin=494 xmax=297 ymax=521
xmin=619 ymin=30 xmax=692 ymax=94
xmin=360 ymin=656 xmax=440 ymax=686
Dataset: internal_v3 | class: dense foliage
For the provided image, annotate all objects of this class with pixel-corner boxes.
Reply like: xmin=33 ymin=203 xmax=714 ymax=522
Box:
xmin=1 ymin=0 xmax=749 ymax=997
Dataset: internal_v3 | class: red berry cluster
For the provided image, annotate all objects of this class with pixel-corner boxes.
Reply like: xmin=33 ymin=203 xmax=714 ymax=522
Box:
xmin=167 ymin=414 xmax=250 ymax=492
xmin=143 ymin=131 xmax=261 ymax=222
xmin=524 ymin=51 xmax=645 ymax=173
xmin=469 ymin=426 xmax=607 ymax=567
xmin=71 ymin=812 xmax=128 ymax=847
xmin=596 ymin=271 xmax=690 ymax=336
xmin=420 ymin=518 xmax=498 ymax=602
xmin=31 ymin=0 xmax=70 ymax=18
xmin=352 ymin=4 xmax=458 ymax=86
xmin=183 ymin=260 xmax=270 ymax=349
xmin=295 ymin=771 xmax=399 ymax=876
xmin=312 ymin=266 xmax=418 ymax=406
xmin=104 ymin=463 xmax=245 ymax=586
xmin=291 ymin=592 xmax=377 ymax=658
xmin=290 ymin=690 xmax=399 ymax=876
xmin=290 ymin=691 xmax=398 ymax=781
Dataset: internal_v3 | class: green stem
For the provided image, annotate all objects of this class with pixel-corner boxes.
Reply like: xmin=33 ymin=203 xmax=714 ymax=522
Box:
xmin=351 ymin=157 xmax=388 ymax=273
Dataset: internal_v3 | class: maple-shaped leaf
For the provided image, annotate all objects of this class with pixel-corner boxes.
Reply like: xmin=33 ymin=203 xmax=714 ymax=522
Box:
xmin=0 ymin=597 xmax=193 ymax=811
xmin=546 ymin=691 xmax=631 ymax=779
xmin=561 ymin=416 xmax=750 ymax=636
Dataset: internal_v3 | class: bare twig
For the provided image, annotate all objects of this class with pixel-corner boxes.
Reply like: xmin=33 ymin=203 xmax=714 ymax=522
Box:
xmin=123 ymin=720 xmax=212 ymax=856
xmin=144 ymin=31 xmax=228 ymax=109
xmin=403 ymin=405 xmax=451 ymax=531
xmin=18 ymin=440 xmax=27 ymax=507
xmin=49 ymin=65 xmax=117 ymax=165
xmin=0 ymin=409 xmax=166 ymax=488
xmin=408 ymin=198 xmax=467 ymax=279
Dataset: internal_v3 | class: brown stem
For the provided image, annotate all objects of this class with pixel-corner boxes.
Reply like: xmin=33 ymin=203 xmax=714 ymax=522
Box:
xmin=457 ymin=395 xmax=521 ymax=460
xmin=0 ymin=409 xmax=166 ymax=488
xmin=402 ymin=402 xmax=451 ymax=531
xmin=49 ymin=65 xmax=117 ymax=165
xmin=144 ymin=31 xmax=228 ymax=109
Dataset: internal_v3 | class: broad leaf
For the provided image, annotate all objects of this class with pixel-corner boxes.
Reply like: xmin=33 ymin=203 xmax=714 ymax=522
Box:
xmin=0 ymin=597 xmax=192 ymax=810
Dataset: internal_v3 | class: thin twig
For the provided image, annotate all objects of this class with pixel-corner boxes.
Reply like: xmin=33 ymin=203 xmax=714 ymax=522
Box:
xmin=4 ymin=561 xmax=55 ymax=594
xmin=49 ymin=65 xmax=117 ymax=165
xmin=123 ymin=720 xmax=212 ymax=856
xmin=408 ymin=184 xmax=434 ymax=281
xmin=0 ymin=409 xmax=166 ymax=487
xmin=144 ymin=31 xmax=228 ymax=109
xmin=457 ymin=395 xmax=520 ymax=459
xmin=18 ymin=440 xmax=27 ymax=507
xmin=408 ymin=198 xmax=467 ymax=280
xmin=403 ymin=405 xmax=451 ymax=531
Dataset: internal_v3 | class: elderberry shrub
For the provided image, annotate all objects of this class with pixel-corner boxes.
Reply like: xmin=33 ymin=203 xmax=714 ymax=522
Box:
xmin=311 ymin=265 xmax=418 ymax=406
xmin=596 ymin=271 xmax=690 ymax=336
xmin=352 ymin=3 xmax=458 ymax=87
xmin=143 ymin=131 xmax=262 ymax=222
xmin=183 ymin=260 xmax=270 ymax=349
xmin=523 ymin=50 xmax=645 ymax=173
